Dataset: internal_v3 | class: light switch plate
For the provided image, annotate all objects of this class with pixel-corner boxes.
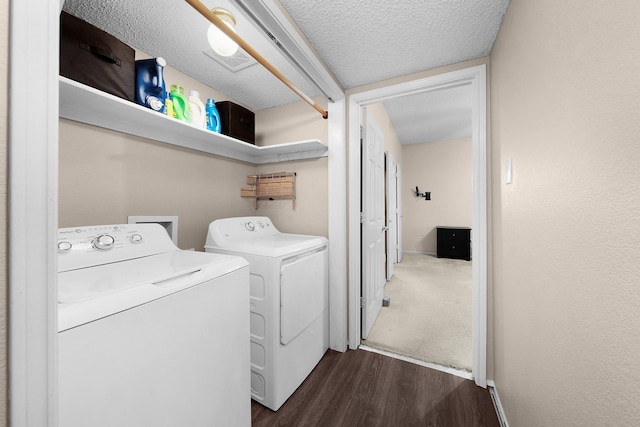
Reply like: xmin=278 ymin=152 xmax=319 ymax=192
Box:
xmin=505 ymin=158 xmax=513 ymax=184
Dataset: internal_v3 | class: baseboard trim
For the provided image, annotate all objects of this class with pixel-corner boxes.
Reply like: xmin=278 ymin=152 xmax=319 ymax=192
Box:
xmin=402 ymin=251 xmax=437 ymax=256
xmin=487 ymin=380 xmax=509 ymax=427
xmin=360 ymin=345 xmax=473 ymax=380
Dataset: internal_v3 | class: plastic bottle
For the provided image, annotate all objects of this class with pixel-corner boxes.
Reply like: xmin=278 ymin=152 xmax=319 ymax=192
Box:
xmin=165 ymin=97 xmax=174 ymax=118
xmin=188 ymin=90 xmax=206 ymax=129
xmin=205 ymin=98 xmax=221 ymax=133
xmin=134 ymin=57 xmax=166 ymax=113
xmin=169 ymin=84 xmax=190 ymax=122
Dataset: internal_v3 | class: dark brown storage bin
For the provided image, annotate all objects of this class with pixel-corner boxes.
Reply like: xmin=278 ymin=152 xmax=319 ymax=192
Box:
xmin=215 ymin=101 xmax=255 ymax=144
xmin=60 ymin=11 xmax=135 ymax=102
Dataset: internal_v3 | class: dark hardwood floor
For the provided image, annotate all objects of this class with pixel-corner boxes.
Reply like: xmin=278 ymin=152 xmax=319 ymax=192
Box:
xmin=251 ymin=349 xmax=500 ymax=427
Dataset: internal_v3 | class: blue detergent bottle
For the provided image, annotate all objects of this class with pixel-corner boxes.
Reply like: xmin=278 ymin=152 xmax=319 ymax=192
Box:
xmin=205 ymin=99 xmax=221 ymax=133
xmin=135 ymin=57 xmax=166 ymax=113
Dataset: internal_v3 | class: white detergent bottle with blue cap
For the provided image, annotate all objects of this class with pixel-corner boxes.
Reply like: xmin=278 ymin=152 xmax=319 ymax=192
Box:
xmin=188 ymin=90 xmax=206 ymax=128
xmin=205 ymin=98 xmax=221 ymax=133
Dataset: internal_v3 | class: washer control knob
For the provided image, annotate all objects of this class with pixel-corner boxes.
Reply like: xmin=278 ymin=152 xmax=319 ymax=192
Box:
xmin=57 ymin=241 xmax=72 ymax=254
xmin=245 ymin=222 xmax=255 ymax=232
xmin=257 ymin=221 xmax=264 ymax=228
xmin=92 ymin=234 xmax=115 ymax=251
xmin=129 ymin=234 xmax=143 ymax=244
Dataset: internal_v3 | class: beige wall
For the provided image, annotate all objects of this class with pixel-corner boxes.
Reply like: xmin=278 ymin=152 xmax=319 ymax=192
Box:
xmin=254 ymin=98 xmax=329 ymax=237
xmin=402 ymin=138 xmax=472 ymax=254
xmin=255 ymin=96 xmax=327 ymax=147
xmin=59 ymin=121 xmax=256 ymax=250
xmin=490 ymin=0 xmax=640 ymax=425
xmin=59 ymin=58 xmax=260 ymax=251
xmin=254 ymin=158 xmax=328 ymax=237
xmin=0 ymin=0 xmax=7 ymax=423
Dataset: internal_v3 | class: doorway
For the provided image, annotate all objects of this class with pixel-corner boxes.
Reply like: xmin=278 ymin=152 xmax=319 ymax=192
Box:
xmin=346 ymin=65 xmax=487 ymax=387
xmin=366 ymin=131 xmax=474 ymax=372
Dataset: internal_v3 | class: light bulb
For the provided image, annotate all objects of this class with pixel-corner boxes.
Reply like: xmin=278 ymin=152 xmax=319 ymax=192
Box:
xmin=207 ymin=8 xmax=238 ymax=57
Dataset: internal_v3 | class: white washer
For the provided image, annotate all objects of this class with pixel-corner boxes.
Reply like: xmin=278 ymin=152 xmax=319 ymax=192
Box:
xmin=205 ymin=216 xmax=328 ymax=411
xmin=57 ymin=224 xmax=251 ymax=427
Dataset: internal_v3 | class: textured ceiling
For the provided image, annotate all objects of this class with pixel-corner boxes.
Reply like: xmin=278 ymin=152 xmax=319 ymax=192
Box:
xmin=278 ymin=0 xmax=509 ymax=90
xmin=382 ymin=84 xmax=473 ymax=145
xmin=61 ymin=0 xmax=508 ymax=144
xmin=279 ymin=0 xmax=508 ymax=144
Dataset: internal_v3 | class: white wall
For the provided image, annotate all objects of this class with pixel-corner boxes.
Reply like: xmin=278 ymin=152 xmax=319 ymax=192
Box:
xmin=490 ymin=0 xmax=640 ymax=425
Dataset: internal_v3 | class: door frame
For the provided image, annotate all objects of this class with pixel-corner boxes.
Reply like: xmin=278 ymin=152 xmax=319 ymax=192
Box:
xmin=9 ymin=0 xmax=61 ymax=424
xmin=385 ymin=151 xmax=399 ymax=281
xmin=347 ymin=64 xmax=488 ymax=387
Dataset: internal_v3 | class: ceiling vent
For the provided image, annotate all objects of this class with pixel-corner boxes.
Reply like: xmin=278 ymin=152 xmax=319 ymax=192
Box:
xmin=203 ymin=48 xmax=257 ymax=73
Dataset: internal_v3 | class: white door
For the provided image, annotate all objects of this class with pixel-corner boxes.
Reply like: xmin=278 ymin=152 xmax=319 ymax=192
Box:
xmin=385 ymin=152 xmax=398 ymax=280
xmin=361 ymin=108 xmax=385 ymax=339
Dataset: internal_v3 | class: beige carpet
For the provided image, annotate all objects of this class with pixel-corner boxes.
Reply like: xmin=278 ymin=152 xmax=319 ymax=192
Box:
xmin=363 ymin=253 xmax=472 ymax=371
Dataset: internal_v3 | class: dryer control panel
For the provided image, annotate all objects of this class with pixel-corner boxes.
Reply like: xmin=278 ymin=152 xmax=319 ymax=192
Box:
xmin=57 ymin=224 xmax=177 ymax=272
xmin=242 ymin=218 xmax=274 ymax=234
xmin=206 ymin=216 xmax=280 ymax=248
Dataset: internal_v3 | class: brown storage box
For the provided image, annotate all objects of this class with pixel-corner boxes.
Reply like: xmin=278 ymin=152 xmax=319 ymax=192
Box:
xmin=215 ymin=101 xmax=255 ymax=144
xmin=60 ymin=11 xmax=135 ymax=102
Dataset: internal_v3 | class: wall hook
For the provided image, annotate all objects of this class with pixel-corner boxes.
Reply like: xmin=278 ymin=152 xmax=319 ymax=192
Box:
xmin=415 ymin=186 xmax=431 ymax=201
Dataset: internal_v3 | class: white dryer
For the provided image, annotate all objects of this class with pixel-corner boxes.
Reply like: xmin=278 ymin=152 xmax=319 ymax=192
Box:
xmin=57 ymin=223 xmax=251 ymax=427
xmin=205 ymin=216 xmax=328 ymax=411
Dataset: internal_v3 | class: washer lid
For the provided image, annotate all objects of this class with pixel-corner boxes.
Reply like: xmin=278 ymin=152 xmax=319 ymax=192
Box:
xmin=207 ymin=233 xmax=327 ymax=257
xmin=58 ymin=250 xmax=245 ymax=303
xmin=58 ymin=250 xmax=248 ymax=332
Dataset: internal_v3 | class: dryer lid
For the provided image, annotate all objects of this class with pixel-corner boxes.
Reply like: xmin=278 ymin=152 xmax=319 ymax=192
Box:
xmin=205 ymin=216 xmax=327 ymax=257
xmin=206 ymin=233 xmax=327 ymax=257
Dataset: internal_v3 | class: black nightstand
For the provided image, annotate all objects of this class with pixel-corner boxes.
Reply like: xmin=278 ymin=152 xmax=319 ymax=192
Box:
xmin=436 ymin=226 xmax=471 ymax=261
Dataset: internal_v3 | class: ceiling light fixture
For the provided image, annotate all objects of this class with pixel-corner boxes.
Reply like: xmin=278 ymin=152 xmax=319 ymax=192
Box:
xmin=185 ymin=0 xmax=328 ymax=118
xmin=207 ymin=8 xmax=239 ymax=57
